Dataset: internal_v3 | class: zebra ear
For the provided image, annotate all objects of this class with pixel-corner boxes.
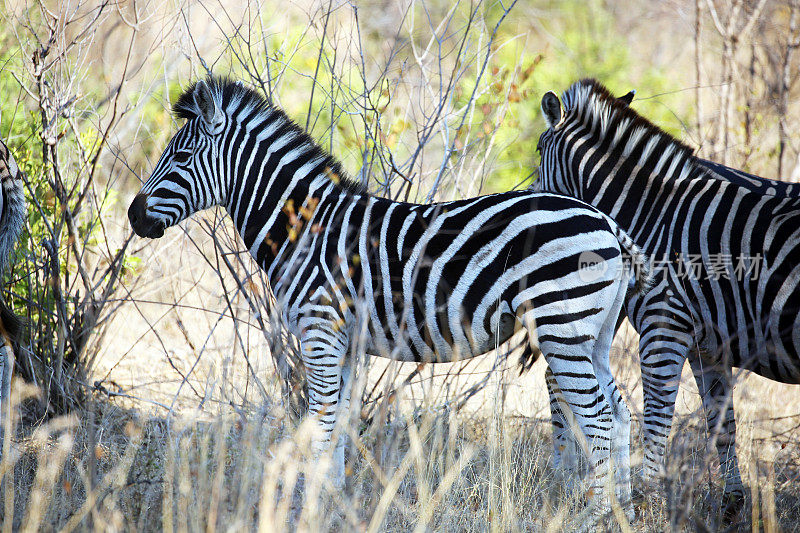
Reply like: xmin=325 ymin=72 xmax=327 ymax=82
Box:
xmin=194 ymin=80 xmax=224 ymax=131
xmin=618 ymin=90 xmax=635 ymax=106
xmin=541 ymin=91 xmax=563 ymax=128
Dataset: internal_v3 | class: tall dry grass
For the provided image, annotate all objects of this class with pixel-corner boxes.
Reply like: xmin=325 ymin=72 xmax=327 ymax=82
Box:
xmin=2 ymin=343 xmax=799 ymax=531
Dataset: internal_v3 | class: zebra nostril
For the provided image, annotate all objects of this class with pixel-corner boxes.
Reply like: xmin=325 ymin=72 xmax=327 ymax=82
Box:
xmin=128 ymin=193 xmax=152 ymax=236
xmin=129 ymin=193 xmax=167 ymax=238
xmin=128 ymin=194 xmax=145 ymax=224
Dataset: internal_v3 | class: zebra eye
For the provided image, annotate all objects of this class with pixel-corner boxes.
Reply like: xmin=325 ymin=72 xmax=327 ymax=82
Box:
xmin=174 ymin=150 xmax=192 ymax=163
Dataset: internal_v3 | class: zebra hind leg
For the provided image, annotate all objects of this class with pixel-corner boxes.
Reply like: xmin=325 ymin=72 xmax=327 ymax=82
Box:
xmin=688 ymin=357 xmax=744 ymax=523
xmin=536 ymin=330 xmax=616 ymax=523
xmin=546 ymin=366 xmax=587 ymax=486
xmin=589 ymin=276 xmax=634 ymax=522
xmin=601 ymin=377 xmax=632 ymax=520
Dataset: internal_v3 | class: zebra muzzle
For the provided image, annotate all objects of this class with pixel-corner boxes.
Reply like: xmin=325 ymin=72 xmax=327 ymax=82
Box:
xmin=128 ymin=193 xmax=166 ymax=239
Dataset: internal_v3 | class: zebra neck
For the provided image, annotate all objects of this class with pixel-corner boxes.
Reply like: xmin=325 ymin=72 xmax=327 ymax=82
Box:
xmin=583 ymin=143 xmax=707 ymax=254
xmin=230 ymin=167 xmax=335 ymax=267
xmin=219 ymin=110 xmax=365 ymax=279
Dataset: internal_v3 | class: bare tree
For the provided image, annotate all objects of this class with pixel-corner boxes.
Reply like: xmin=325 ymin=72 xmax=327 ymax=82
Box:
xmin=704 ymin=0 xmax=768 ymax=165
xmin=778 ymin=0 xmax=800 ymax=177
xmin=2 ymin=0 xmax=143 ymax=413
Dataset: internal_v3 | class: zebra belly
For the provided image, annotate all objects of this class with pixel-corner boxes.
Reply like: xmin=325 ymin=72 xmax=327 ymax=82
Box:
xmin=747 ymin=353 xmax=800 ymax=383
xmin=363 ymin=308 xmax=522 ymax=363
xmin=663 ymin=269 xmax=800 ymax=383
xmin=749 ymin=307 xmax=800 ymax=382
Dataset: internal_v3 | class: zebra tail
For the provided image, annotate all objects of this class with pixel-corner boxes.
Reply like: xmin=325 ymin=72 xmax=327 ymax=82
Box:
xmin=0 ymin=139 xmax=25 ymax=276
xmin=0 ymin=295 xmax=23 ymax=353
xmin=612 ymin=224 xmax=652 ymax=296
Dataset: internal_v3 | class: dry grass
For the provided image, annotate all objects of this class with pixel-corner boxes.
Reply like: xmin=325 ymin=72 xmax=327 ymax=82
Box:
xmin=2 ymin=329 xmax=800 ymax=531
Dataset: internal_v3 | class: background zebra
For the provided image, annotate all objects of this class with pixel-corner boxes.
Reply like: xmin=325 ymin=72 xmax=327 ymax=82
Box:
xmin=534 ymin=78 xmax=800 ymax=515
xmin=0 ymin=139 xmax=26 ymax=438
xmin=128 ymin=77 xmax=652 ymax=520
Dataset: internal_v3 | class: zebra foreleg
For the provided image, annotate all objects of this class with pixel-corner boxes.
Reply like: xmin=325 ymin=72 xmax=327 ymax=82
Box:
xmin=0 ymin=342 xmax=10 ymax=456
xmin=688 ymin=356 xmax=744 ymax=520
xmin=638 ymin=331 xmax=692 ymax=487
xmin=331 ymin=359 xmax=353 ymax=488
xmin=298 ymin=316 xmax=350 ymax=489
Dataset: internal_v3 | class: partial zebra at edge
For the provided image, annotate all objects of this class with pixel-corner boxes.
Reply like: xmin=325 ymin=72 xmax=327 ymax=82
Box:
xmin=536 ymin=77 xmax=800 ymax=520
xmin=0 ymin=138 xmax=26 ymax=452
xmin=0 ymin=140 xmax=24 ymax=279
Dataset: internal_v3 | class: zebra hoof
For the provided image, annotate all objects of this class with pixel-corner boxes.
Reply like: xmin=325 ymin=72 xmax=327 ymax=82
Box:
xmin=617 ymin=498 xmax=635 ymax=524
xmin=721 ymin=491 xmax=745 ymax=524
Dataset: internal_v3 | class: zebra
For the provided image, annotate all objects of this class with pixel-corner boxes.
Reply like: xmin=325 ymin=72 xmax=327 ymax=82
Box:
xmin=696 ymin=157 xmax=800 ymax=196
xmin=0 ymin=139 xmax=26 ymax=436
xmin=534 ymin=78 xmax=800 ymax=516
xmin=128 ymin=76 xmax=653 ymax=520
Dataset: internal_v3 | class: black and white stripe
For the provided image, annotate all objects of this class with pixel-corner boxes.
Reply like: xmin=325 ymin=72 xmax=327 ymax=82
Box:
xmin=535 ymin=78 xmax=800 ymax=512
xmin=0 ymin=140 xmax=25 ymax=280
xmin=0 ymin=139 xmax=26 ymax=436
xmin=129 ymin=77 xmax=653 ymax=518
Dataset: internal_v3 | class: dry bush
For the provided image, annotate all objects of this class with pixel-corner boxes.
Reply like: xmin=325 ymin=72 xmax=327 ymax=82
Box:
xmin=0 ymin=0 xmax=147 ymax=415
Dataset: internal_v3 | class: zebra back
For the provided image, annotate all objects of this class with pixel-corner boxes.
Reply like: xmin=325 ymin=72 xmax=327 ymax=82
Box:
xmin=697 ymin=157 xmax=800 ymax=196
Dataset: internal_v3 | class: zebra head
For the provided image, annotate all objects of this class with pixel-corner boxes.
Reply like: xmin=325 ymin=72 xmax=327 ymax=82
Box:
xmin=534 ymin=80 xmax=637 ymax=198
xmin=129 ymin=79 xmax=227 ymax=238
xmin=533 ymin=89 xmax=578 ymax=197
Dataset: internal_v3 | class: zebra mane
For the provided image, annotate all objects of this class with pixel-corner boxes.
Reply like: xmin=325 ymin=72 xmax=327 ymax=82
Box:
xmin=173 ymin=76 xmax=367 ymax=194
xmin=561 ymin=79 xmax=697 ymax=171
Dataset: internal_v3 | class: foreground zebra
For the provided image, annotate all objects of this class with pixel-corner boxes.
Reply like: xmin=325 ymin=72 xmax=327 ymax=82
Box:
xmin=128 ymin=77 xmax=652 ymax=519
xmin=534 ymin=78 xmax=800 ymax=514
xmin=0 ymin=139 xmax=26 ymax=435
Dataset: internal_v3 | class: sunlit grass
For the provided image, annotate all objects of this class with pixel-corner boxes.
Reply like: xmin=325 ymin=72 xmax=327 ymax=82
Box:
xmin=2 ymin=339 xmax=799 ymax=531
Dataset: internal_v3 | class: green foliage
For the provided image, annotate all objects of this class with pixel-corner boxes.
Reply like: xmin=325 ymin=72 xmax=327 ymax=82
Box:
xmin=0 ymin=37 xmax=133 ymax=404
xmin=458 ymin=0 xmax=691 ymax=192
